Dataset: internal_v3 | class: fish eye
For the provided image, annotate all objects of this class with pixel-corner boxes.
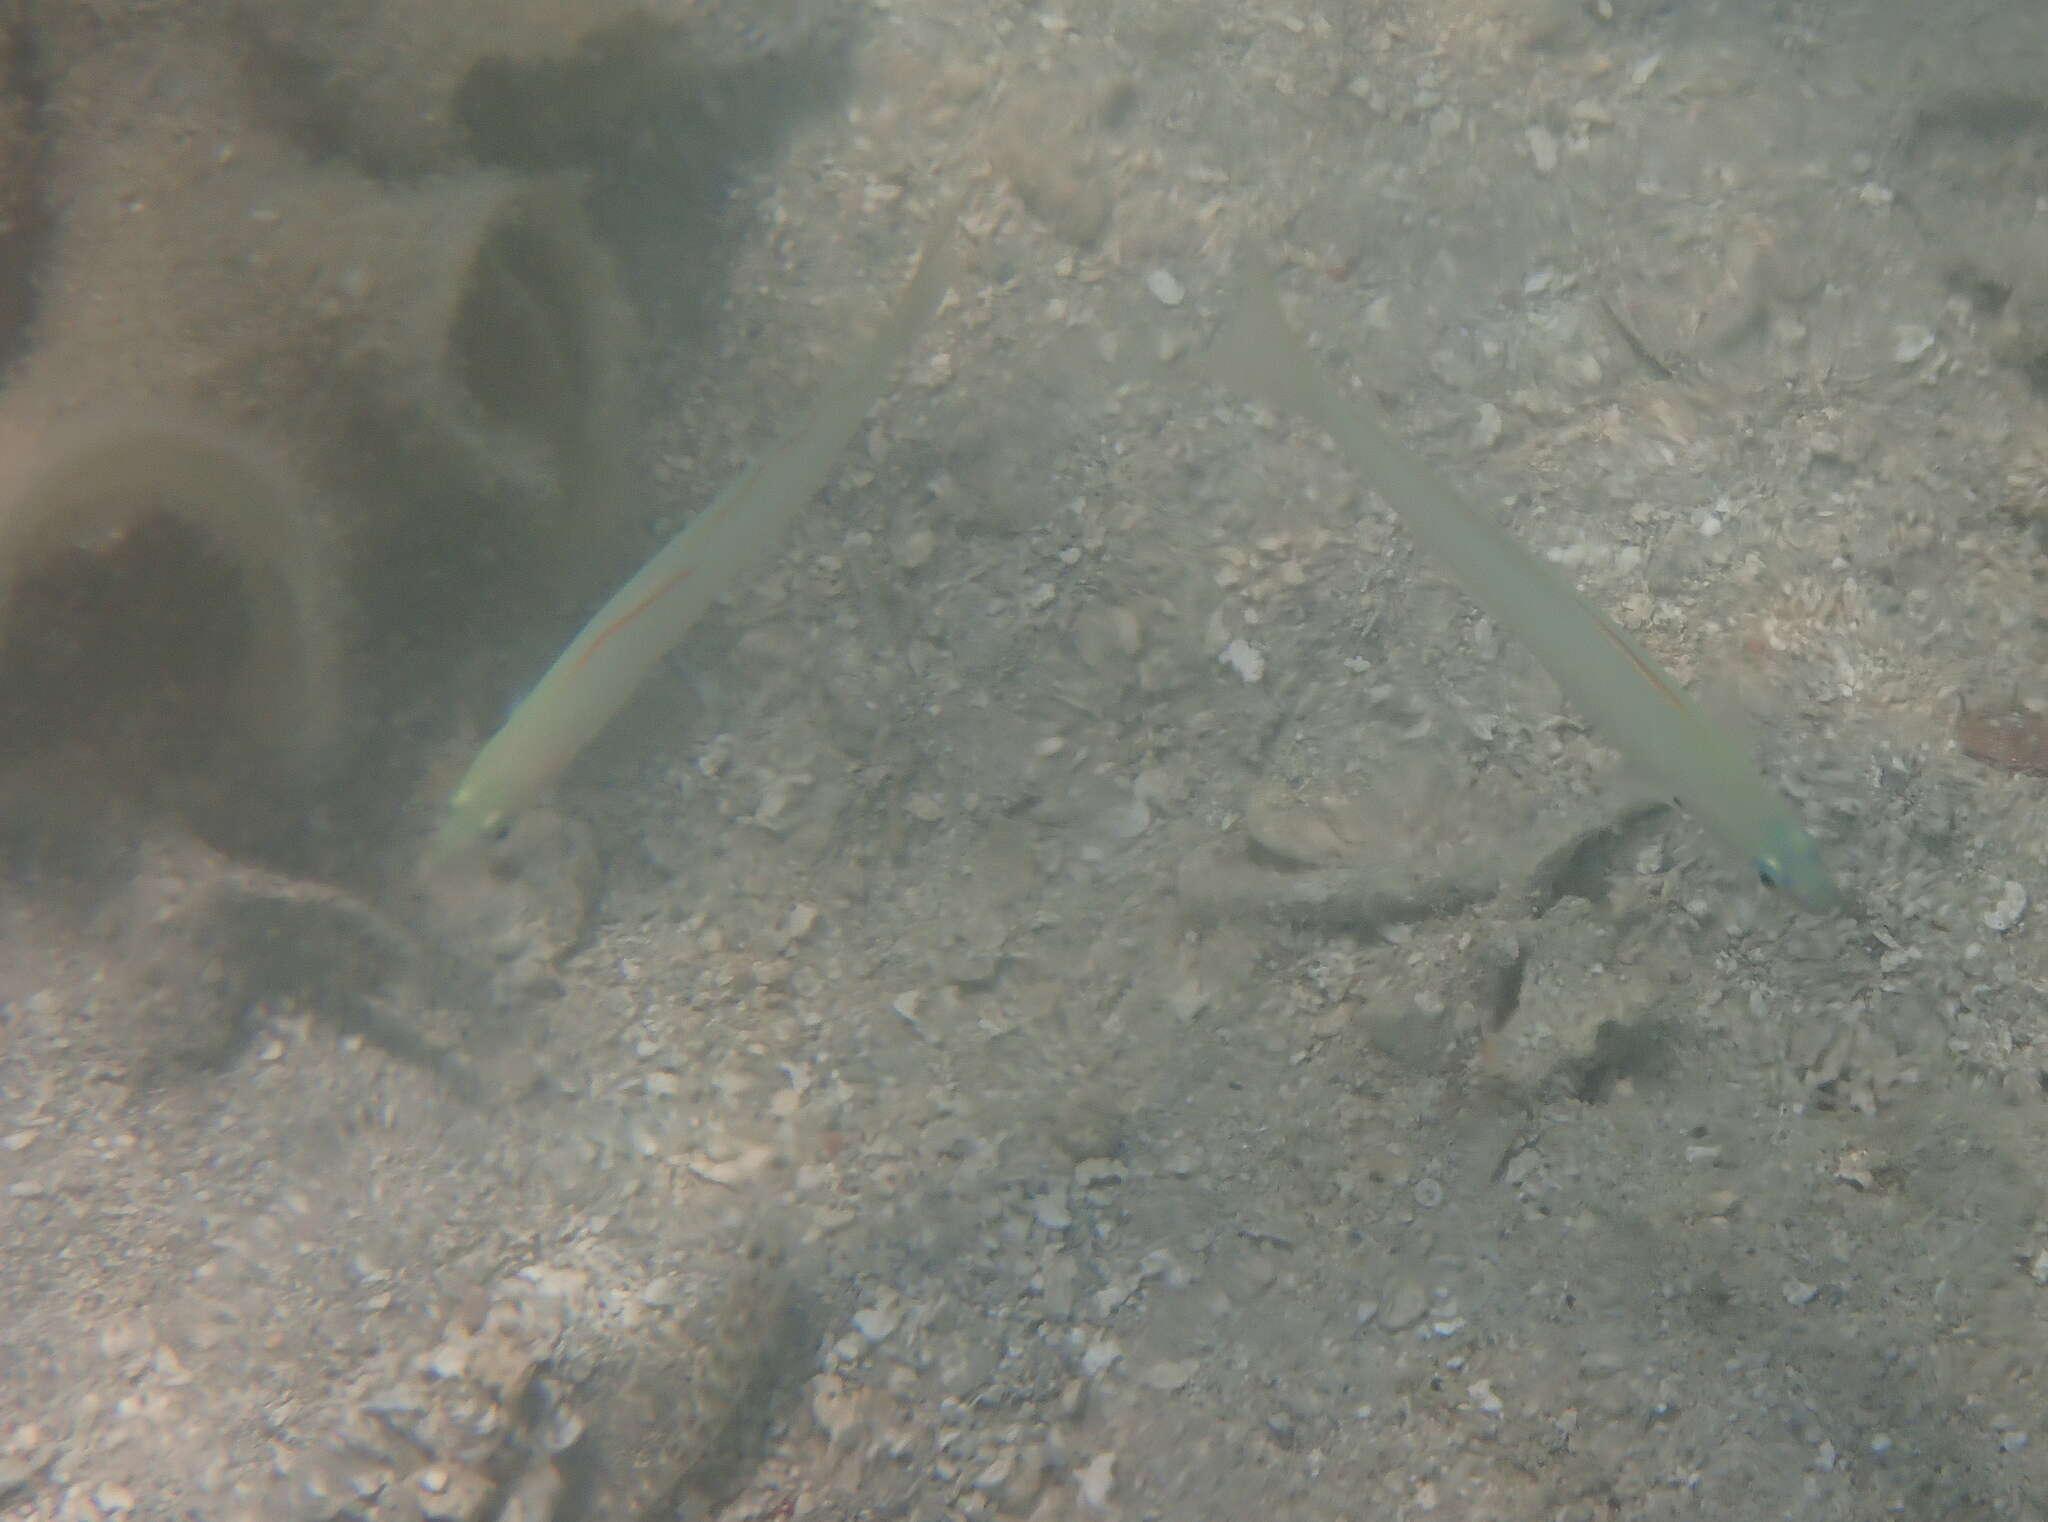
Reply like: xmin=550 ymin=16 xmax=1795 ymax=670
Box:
xmin=483 ymin=813 xmax=512 ymax=845
xmin=1756 ymin=857 xmax=1783 ymax=889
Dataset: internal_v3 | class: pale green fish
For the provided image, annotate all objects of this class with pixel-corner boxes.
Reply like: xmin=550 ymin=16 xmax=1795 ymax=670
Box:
xmin=1207 ymin=258 xmax=1838 ymax=913
xmin=431 ymin=206 xmax=959 ymax=857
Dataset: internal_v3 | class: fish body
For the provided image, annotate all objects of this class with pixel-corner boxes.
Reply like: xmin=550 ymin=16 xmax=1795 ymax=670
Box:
xmin=1208 ymin=259 xmax=1837 ymax=913
xmin=431 ymin=208 xmax=958 ymax=857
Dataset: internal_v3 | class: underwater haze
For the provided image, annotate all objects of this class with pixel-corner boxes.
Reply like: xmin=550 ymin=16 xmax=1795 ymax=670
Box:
xmin=3 ymin=0 xmax=2048 ymax=1518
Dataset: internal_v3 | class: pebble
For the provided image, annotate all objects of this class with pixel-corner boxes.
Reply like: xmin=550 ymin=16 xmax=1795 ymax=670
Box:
xmin=1096 ymin=796 xmax=1151 ymax=841
xmin=1142 ymin=1358 xmax=1198 ymax=1391
xmin=1145 ymin=268 xmax=1185 ymax=307
xmin=852 ymin=1293 xmax=903 ymax=1343
xmin=1381 ymin=1281 xmax=1428 ymax=1331
xmin=1218 ymin=639 xmax=1266 ymax=683
xmin=1079 ymin=1336 xmax=1122 ymax=1377
xmin=1983 ymin=879 xmax=2027 ymax=934
xmin=1077 ymin=1451 xmax=1117 ymax=1509
xmin=1050 ymin=1093 xmax=1126 ymax=1162
xmin=1833 ymin=1150 xmax=1874 ymax=1190
xmin=810 ymin=1373 xmax=870 ymax=1449
xmin=1092 ymin=1272 xmax=1141 ymax=1317
xmin=895 ymin=527 xmax=937 ymax=568
xmin=1892 ymin=324 xmax=1936 ymax=364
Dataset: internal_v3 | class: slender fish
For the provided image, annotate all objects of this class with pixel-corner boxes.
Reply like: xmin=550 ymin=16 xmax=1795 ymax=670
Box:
xmin=432 ymin=207 xmax=958 ymax=856
xmin=1208 ymin=258 xmax=1837 ymax=912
